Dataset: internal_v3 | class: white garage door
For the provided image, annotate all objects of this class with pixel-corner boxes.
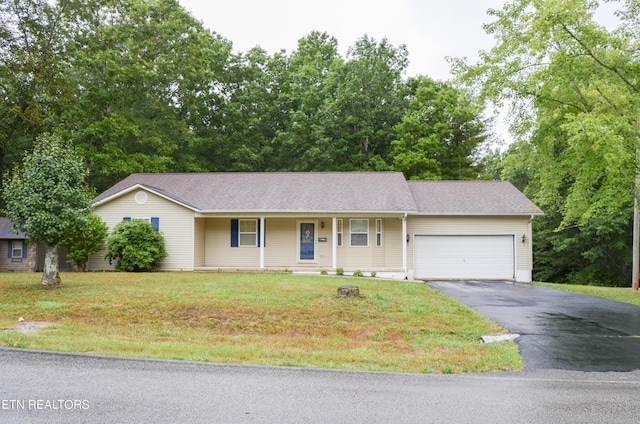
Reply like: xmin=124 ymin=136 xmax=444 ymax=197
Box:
xmin=414 ymin=235 xmax=515 ymax=280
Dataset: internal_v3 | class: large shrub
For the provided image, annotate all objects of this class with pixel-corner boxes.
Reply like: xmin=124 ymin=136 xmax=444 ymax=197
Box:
xmin=104 ymin=220 xmax=167 ymax=272
xmin=61 ymin=214 xmax=109 ymax=272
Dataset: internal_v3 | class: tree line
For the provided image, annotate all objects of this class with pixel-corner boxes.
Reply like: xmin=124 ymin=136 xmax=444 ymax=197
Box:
xmin=0 ymin=0 xmax=488 ymax=196
xmin=457 ymin=0 xmax=640 ymax=286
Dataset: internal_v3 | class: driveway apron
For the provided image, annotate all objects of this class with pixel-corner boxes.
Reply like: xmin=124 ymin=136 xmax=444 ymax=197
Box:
xmin=426 ymin=281 xmax=640 ymax=372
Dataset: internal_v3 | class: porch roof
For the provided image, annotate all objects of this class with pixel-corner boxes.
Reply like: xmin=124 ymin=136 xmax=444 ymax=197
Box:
xmin=93 ymin=172 xmax=418 ymax=214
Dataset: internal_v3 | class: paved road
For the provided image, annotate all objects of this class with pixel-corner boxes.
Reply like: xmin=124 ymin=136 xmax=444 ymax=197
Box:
xmin=1 ymin=348 xmax=640 ymax=423
xmin=427 ymin=280 xmax=640 ymax=371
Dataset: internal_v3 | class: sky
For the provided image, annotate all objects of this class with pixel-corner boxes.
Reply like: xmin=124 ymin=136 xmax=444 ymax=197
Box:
xmin=176 ymin=1 xmax=622 ymax=146
xmin=177 ymin=0 xmax=508 ymax=81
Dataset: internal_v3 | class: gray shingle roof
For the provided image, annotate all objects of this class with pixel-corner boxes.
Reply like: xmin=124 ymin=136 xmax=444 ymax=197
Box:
xmin=0 ymin=217 xmax=25 ymax=239
xmin=408 ymin=180 xmax=543 ymax=215
xmin=93 ymin=172 xmax=418 ymax=213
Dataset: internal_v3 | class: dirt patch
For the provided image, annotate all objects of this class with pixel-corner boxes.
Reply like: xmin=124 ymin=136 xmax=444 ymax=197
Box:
xmin=11 ymin=321 xmax=58 ymax=334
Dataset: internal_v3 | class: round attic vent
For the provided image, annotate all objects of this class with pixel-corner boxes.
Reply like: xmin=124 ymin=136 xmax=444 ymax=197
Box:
xmin=135 ymin=191 xmax=148 ymax=205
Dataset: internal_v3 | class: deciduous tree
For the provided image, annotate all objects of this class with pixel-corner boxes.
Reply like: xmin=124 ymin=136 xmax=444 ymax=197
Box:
xmin=2 ymin=133 xmax=93 ymax=285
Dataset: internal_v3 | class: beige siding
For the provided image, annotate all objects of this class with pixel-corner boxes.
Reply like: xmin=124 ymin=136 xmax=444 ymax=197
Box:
xmin=407 ymin=215 xmax=532 ymax=276
xmin=204 ymin=218 xmax=259 ymax=268
xmin=199 ymin=216 xmax=404 ymax=271
xmin=194 ymin=218 xmax=205 ymax=268
xmin=337 ymin=218 xmax=404 ymax=270
xmin=90 ymin=190 xmax=195 ymax=271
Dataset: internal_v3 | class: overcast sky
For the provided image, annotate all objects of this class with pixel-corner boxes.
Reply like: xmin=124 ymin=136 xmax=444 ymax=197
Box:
xmin=178 ymin=0 xmax=508 ymax=81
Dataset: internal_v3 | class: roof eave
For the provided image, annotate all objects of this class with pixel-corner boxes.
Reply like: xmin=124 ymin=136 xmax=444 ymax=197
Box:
xmin=92 ymin=184 xmax=200 ymax=212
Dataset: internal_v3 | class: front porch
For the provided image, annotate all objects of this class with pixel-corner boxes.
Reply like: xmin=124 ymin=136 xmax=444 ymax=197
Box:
xmin=193 ymin=216 xmax=408 ymax=275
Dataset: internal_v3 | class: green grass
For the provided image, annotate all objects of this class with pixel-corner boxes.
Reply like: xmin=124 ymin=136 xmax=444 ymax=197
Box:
xmin=534 ymin=282 xmax=640 ymax=306
xmin=0 ymin=272 xmax=522 ymax=374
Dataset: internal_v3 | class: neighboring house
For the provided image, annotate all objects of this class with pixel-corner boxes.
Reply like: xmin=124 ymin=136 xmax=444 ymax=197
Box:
xmin=89 ymin=172 xmax=543 ymax=282
xmin=0 ymin=217 xmax=74 ymax=273
xmin=0 ymin=217 xmax=35 ymax=272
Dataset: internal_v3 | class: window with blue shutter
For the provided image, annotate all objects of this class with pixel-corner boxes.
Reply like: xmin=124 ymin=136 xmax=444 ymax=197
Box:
xmin=8 ymin=240 xmax=26 ymax=259
xmin=231 ymin=219 xmax=263 ymax=247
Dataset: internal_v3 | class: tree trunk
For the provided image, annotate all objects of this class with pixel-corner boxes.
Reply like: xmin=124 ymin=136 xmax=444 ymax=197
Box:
xmin=42 ymin=244 xmax=61 ymax=286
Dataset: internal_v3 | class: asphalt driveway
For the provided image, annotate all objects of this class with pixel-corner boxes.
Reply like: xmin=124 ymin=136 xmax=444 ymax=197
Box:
xmin=426 ymin=281 xmax=640 ymax=372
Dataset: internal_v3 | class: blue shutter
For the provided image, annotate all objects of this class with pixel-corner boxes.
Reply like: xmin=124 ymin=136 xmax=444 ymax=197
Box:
xmin=123 ymin=217 xmax=131 ymax=221
xmin=231 ymin=219 xmax=239 ymax=247
xmin=257 ymin=219 xmax=261 ymax=247
xmin=22 ymin=242 xmax=27 ymax=258
xmin=151 ymin=217 xmax=159 ymax=231
xmin=7 ymin=241 xmax=11 ymax=258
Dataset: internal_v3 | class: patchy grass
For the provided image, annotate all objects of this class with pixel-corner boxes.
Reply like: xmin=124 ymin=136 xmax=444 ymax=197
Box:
xmin=0 ymin=272 xmax=521 ymax=374
xmin=534 ymin=282 xmax=640 ymax=307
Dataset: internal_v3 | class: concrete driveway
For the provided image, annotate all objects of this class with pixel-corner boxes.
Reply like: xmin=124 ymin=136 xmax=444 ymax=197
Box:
xmin=426 ymin=281 xmax=640 ymax=372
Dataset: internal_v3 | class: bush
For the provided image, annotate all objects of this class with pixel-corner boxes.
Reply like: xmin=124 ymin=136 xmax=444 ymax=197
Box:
xmin=336 ymin=267 xmax=344 ymax=276
xmin=104 ymin=220 xmax=167 ymax=272
xmin=353 ymin=270 xmax=364 ymax=277
xmin=61 ymin=214 xmax=108 ymax=271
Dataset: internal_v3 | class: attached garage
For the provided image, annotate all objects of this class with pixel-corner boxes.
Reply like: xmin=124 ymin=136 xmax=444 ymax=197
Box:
xmin=414 ymin=234 xmax=515 ymax=280
xmin=406 ymin=181 xmax=544 ymax=282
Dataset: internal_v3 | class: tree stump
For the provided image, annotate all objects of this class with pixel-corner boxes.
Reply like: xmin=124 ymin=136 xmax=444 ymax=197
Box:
xmin=337 ymin=285 xmax=360 ymax=298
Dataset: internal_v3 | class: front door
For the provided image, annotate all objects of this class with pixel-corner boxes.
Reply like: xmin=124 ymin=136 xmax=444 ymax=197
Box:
xmin=299 ymin=222 xmax=315 ymax=261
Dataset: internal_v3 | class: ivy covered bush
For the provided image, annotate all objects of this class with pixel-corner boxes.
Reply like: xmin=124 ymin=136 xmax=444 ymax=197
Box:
xmin=104 ymin=220 xmax=167 ymax=272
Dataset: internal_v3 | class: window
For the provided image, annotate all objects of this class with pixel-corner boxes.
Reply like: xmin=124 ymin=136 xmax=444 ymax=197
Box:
xmin=123 ymin=217 xmax=159 ymax=231
xmin=336 ymin=219 xmax=343 ymax=247
xmin=376 ymin=219 xmax=382 ymax=247
xmin=11 ymin=240 xmax=23 ymax=258
xmin=350 ymin=219 xmax=369 ymax=247
xmin=239 ymin=219 xmax=258 ymax=247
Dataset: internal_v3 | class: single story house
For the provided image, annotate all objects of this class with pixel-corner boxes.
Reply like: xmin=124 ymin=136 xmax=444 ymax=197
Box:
xmin=89 ymin=172 xmax=543 ymax=281
xmin=0 ymin=217 xmax=34 ymax=272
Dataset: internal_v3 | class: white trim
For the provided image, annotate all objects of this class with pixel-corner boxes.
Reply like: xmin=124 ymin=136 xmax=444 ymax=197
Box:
xmin=239 ymin=219 xmax=258 ymax=247
xmin=375 ymin=218 xmax=383 ymax=247
xmin=11 ymin=240 xmax=23 ymax=259
xmin=296 ymin=220 xmax=318 ymax=263
xmin=402 ymin=214 xmax=407 ymax=277
xmin=93 ymin=184 xmax=198 ymax=211
xmin=332 ymin=217 xmax=337 ymax=269
xmin=349 ymin=219 xmax=369 ymax=247
xmin=336 ymin=218 xmax=343 ymax=247
xmin=259 ymin=217 xmax=265 ymax=269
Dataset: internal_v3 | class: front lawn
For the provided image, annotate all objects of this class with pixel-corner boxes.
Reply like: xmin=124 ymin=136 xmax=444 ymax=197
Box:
xmin=0 ymin=272 xmax=521 ymax=374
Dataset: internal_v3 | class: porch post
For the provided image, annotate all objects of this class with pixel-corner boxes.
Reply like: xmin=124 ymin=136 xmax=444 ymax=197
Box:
xmin=332 ymin=217 xmax=337 ymax=270
xmin=402 ymin=214 xmax=408 ymax=278
xmin=260 ymin=216 xmax=265 ymax=269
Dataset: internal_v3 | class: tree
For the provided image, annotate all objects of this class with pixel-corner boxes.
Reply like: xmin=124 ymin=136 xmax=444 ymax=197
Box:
xmin=454 ymin=0 xmax=640 ymax=287
xmin=104 ymin=219 xmax=167 ymax=272
xmin=0 ymin=0 xmax=82 ymax=186
xmin=2 ymin=133 xmax=93 ymax=285
xmin=61 ymin=0 xmax=232 ymax=192
xmin=270 ymin=32 xmax=343 ymax=171
xmin=60 ymin=213 xmax=108 ymax=272
xmin=391 ymin=77 xmax=488 ymax=180
xmin=328 ymin=36 xmax=409 ymax=170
